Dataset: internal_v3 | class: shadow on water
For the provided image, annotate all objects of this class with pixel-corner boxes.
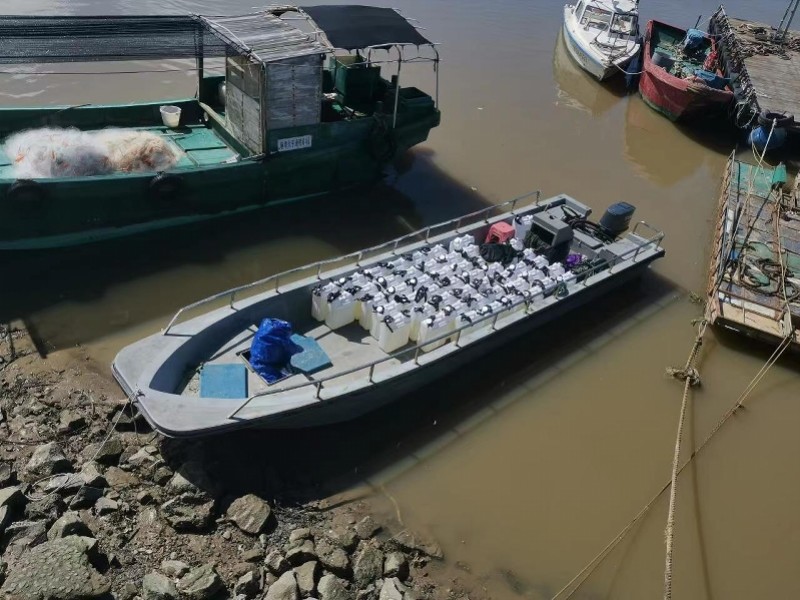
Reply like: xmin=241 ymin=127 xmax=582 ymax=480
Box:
xmin=623 ymin=94 xmax=741 ymax=187
xmin=159 ymin=271 xmax=678 ymax=506
xmin=0 ymin=150 xmax=492 ymax=353
xmin=552 ymin=29 xmax=631 ymax=118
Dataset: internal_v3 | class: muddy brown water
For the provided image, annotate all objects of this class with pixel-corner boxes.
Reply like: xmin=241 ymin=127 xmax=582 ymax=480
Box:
xmin=2 ymin=1 xmax=800 ymax=599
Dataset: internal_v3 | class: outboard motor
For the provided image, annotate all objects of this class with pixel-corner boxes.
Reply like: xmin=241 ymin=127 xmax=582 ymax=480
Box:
xmin=599 ymin=202 xmax=636 ymax=238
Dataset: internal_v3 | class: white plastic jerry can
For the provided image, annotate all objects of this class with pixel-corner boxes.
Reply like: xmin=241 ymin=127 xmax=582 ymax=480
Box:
xmin=370 ymin=301 xmax=399 ymax=339
xmin=312 ymin=282 xmax=339 ymax=322
xmin=325 ymin=291 xmax=357 ymax=330
xmin=558 ymin=272 xmax=577 ymax=286
xmin=359 ymin=292 xmax=387 ymax=330
xmin=418 ymin=309 xmax=456 ymax=352
xmin=549 ymin=262 xmax=566 ymax=278
xmin=409 ymin=305 xmax=435 ymax=342
xmin=533 ymin=255 xmax=549 ymax=270
xmin=377 ymin=312 xmax=412 ymax=353
xmin=463 ymin=304 xmax=493 ymax=337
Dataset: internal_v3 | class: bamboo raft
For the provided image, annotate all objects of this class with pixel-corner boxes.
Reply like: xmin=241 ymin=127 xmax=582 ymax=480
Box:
xmin=710 ymin=6 xmax=800 ymax=130
xmin=706 ymin=153 xmax=800 ymax=348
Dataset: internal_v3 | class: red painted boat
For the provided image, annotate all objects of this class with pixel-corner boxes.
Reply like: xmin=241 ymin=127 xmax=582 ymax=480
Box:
xmin=639 ymin=20 xmax=733 ymax=122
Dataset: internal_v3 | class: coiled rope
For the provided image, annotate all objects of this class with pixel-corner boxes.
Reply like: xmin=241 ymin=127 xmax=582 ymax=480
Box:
xmin=550 ymin=324 xmax=793 ymax=600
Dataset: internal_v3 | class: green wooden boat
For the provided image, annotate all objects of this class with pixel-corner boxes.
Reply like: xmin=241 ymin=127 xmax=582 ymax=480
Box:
xmin=0 ymin=6 xmax=441 ymax=249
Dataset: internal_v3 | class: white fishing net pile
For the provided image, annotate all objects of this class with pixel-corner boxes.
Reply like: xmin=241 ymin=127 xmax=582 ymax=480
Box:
xmin=4 ymin=127 xmax=182 ymax=178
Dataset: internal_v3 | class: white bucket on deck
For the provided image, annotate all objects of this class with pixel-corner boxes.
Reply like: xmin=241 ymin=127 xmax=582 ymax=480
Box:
xmin=160 ymin=105 xmax=181 ymax=128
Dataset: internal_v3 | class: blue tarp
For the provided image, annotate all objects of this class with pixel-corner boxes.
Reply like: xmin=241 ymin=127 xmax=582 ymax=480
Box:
xmin=249 ymin=318 xmax=302 ymax=383
xmin=693 ymin=69 xmax=728 ymax=90
xmin=683 ymin=28 xmax=706 ymax=52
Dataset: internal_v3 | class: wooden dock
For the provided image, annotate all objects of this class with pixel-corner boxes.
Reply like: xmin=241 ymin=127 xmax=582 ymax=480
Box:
xmin=706 ymin=153 xmax=800 ymax=348
xmin=710 ymin=6 xmax=800 ymax=130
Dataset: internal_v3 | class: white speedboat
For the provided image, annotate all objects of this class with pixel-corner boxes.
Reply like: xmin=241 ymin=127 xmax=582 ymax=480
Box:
xmin=563 ymin=0 xmax=642 ymax=81
xmin=113 ymin=192 xmax=664 ymax=437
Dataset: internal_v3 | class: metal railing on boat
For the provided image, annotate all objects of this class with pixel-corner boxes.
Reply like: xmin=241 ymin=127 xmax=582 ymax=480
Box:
xmin=224 ymin=221 xmax=665 ymax=420
xmin=162 ymin=190 xmax=544 ymax=335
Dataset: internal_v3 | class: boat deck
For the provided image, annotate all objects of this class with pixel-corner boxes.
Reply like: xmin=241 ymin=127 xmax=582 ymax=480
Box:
xmin=0 ymin=123 xmax=238 ymax=178
xmin=706 ymin=157 xmax=800 ymax=347
xmin=711 ymin=11 xmax=800 ymax=130
xmin=182 ymin=320 xmax=405 ymax=399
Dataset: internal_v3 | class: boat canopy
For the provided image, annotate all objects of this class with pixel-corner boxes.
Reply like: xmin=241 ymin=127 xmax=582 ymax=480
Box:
xmin=297 ymin=5 xmax=433 ymax=50
xmin=0 ymin=6 xmax=432 ymax=65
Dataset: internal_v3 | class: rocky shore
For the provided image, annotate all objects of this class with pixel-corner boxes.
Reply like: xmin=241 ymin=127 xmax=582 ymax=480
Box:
xmin=0 ymin=326 xmax=477 ymax=600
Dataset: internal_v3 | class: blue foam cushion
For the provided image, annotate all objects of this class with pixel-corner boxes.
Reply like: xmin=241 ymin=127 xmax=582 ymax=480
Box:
xmin=290 ymin=334 xmax=332 ymax=374
xmin=199 ymin=364 xmax=248 ymax=399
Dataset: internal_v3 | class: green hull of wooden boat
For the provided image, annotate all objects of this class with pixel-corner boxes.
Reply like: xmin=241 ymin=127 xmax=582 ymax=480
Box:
xmin=0 ymin=97 xmax=440 ymax=249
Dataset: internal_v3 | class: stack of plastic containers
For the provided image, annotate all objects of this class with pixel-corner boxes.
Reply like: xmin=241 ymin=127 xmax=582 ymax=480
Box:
xmin=310 ymin=215 xmax=586 ymax=354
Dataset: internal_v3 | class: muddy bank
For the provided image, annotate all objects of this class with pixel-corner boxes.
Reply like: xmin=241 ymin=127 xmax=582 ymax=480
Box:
xmin=0 ymin=326 xmax=482 ymax=600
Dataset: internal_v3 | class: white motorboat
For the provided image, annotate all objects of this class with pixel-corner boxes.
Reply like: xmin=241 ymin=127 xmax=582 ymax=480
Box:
xmin=563 ymin=0 xmax=642 ymax=81
xmin=113 ymin=192 xmax=665 ymax=437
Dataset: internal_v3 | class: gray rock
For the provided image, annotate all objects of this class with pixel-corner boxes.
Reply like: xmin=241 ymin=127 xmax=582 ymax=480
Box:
xmin=80 ymin=462 xmax=108 ymax=488
xmin=153 ymin=466 xmax=173 ymax=486
xmin=382 ymin=553 xmax=408 ymax=580
xmin=2 ymin=519 xmax=47 ymax=548
xmin=0 ymin=462 xmax=14 ymax=487
xmin=315 ymin=537 xmax=350 ymax=577
xmin=127 ymin=447 xmax=159 ymax=469
xmin=95 ymin=497 xmax=119 ymax=515
xmin=286 ymin=539 xmax=317 ymax=567
xmin=25 ymin=494 xmax=66 ymax=527
xmin=0 ymin=536 xmax=110 ymax=600
xmin=44 ymin=473 xmax=84 ymax=495
xmin=241 ymin=548 xmax=263 ymax=563
xmin=161 ymin=559 xmax=190 ymax=578
xmin=0 ymin=486 xmax=26 ymax=511
xmin=142 ymin=572 xmax=179 ymax=600
xmin=265 ymin=550 xmax=291 ymax=575
xmin=353 ymin=542 xmax=384 ymax=588
xmin=69 ymin=485 xmax=104 ymax=509
xmin=265 ymin=571 xmax=299 ymax=600
xmin=104 ymin=466 xmax=140 ymax=489
xmin=166 ymin=462 xmax=217 ymax=499
xmin=289 ymin=528 xmax=312 ymax=543
xmin=233 ymin=570 xmax=261 ymax=598
xmin=293 ymin=561 xmax=318 ymax=597
xmin=59 ymin=411 xmax=87 ymax=434
xmin=317 ymin=574 xmax=352 ymax=600
xmin=354 ymin=517 xmax=381 ymax=541
xmin=119 ymin=581 xmax=138 ymax=600
xmin=23 ymin=442 xmax=71 ymax=481
xmin=47 ymin=511 xmax=92 ymax=540
xmin=355 ymin=586 xmax=377 ymax=600
xmin=176 ymin=564 xmax=224 ymax=600
xmin=378 ymin=579 xmax=404 ymax=600
xmin=0 ymin=506 xmax=11 ymax=537
xmin=387 ymin=531 xmax=443 ymax=560
xmin=161 ymin=496 xmax=215 ymax=532
xmin=327 ymin=527 xmax=358 ymax=553
xmin=227 ymin=494 xmax=272 ymax=535
xmin=84 ymin=438 xmax=124 ymax=466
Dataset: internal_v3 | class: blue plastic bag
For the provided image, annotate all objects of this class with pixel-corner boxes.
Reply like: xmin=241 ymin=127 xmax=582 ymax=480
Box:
xmin=249 ymin=318 xmax=303 ymax=383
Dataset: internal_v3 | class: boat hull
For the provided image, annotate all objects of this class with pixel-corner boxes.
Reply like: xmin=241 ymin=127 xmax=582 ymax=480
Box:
xmin=0 ymin=99 xmax=440 ymax=250
xmin=639 ymin=20 xmax=733 ymax=122
xmin=115 ymin=252 xmax=661 ymax=436
xmin=562 ymin=7 xmax=638 ymax=81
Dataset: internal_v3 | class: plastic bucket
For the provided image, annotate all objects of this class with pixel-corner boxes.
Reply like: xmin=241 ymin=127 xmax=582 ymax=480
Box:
xmin=160 ymin=105 xmax=181 ymax=128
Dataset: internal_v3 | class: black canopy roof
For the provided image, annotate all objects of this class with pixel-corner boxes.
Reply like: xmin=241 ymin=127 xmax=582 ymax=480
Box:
xmin=302 ymin=5 xmax=431 ymax=50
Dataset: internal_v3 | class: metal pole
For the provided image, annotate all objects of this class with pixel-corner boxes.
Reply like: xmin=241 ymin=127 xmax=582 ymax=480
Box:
xmin=777 ymin=0 xmax=800 ymax=42
xmin=392 ymin=47 xmax=403 ymax=129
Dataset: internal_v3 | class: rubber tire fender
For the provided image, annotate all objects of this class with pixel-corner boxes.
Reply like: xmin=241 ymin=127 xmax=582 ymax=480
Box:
xmin=148 ymin=172 xmax=185 ymax=204
xmin=758 ymin=110 xmax=794 ymax=129
xmin=7 ymin=179 xmax=47 ymax=211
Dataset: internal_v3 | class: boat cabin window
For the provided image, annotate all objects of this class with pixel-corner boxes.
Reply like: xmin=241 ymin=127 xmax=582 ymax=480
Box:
xmin=580 ymin=6 xmax=611 ymax=30
xmin=575 ymin=1 xmax=585 ymax=17
xmin=610 ymin=13 xmax=637 ymax=35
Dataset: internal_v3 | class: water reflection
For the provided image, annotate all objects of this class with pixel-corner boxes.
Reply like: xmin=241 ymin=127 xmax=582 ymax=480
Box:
xmin=552 ymin=30 xmax=627 ymax=117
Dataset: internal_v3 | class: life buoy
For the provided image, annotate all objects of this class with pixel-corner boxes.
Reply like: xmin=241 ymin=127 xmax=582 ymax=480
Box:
xmin=757 ymin=110 xmax=794 ymax=129
xmin=7 ymin=179 xmax=47 ymax=211
xmin=148 ymin=172 xmax=184 ymax=204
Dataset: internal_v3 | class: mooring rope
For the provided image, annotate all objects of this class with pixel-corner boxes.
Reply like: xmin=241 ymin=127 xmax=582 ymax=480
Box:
xmin=663 ymin=318 xmax=707 ymax=600
xmin=550 ymin=324 xmax=792 ymax=600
